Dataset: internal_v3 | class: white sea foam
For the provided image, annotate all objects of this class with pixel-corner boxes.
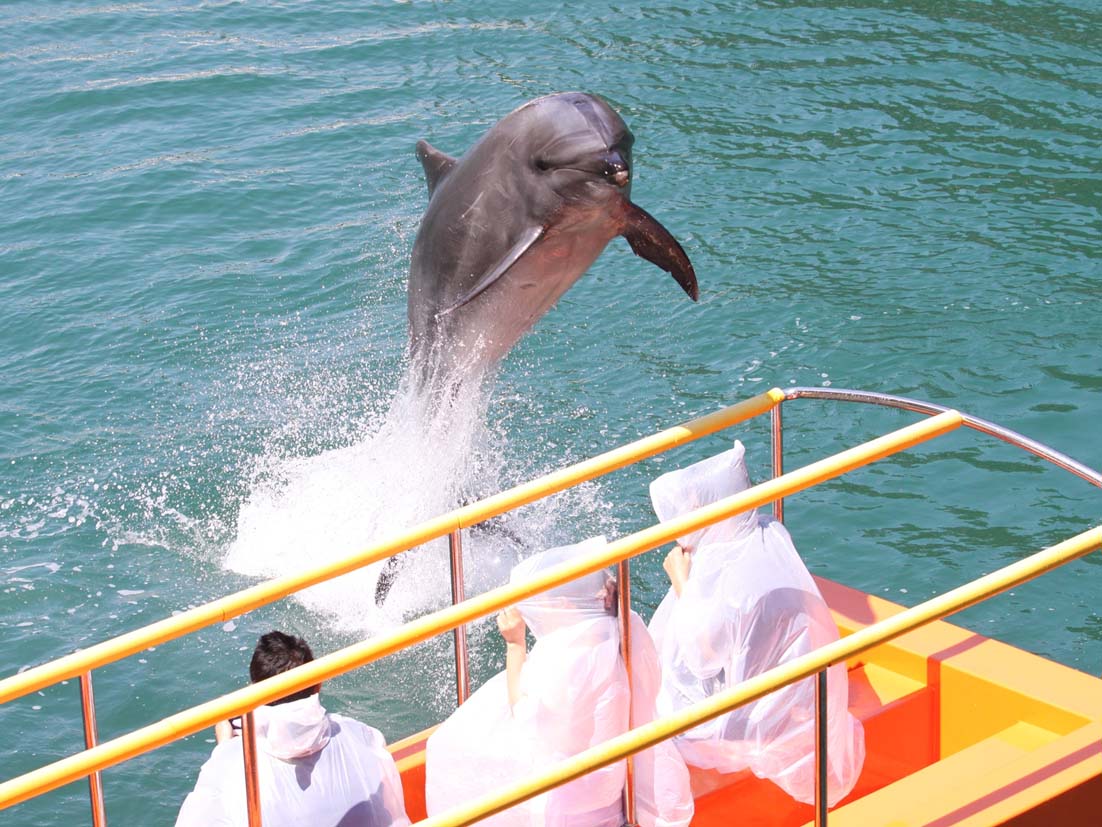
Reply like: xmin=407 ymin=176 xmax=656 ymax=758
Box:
xmin=224 ymin=371 xmax=588 ymax=634
xmin=4 ymin=562 xmax=62 ymax=576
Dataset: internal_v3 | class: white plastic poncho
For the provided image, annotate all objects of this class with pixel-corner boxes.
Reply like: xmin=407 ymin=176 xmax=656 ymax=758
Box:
xmin=425 ymin=536 xmax=693 ymax=827
xmin=175 ymin=694 xmax=411 ymax=827
xmin=648 ymin=440 xmax=865 ymax=806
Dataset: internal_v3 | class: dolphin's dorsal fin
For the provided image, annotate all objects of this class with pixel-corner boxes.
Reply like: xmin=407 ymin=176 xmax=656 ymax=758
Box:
xmin=416 ymin=139 xmax=458 ymax=196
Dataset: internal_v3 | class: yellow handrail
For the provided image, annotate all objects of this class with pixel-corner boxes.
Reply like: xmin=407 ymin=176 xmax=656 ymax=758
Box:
xmin=0 ymin=409 xmax=961 ymax=811
xmin=417 ymin=524 xmax=1102 ymax=827
xmin=0 ymin=389 xmax=785 ymax=705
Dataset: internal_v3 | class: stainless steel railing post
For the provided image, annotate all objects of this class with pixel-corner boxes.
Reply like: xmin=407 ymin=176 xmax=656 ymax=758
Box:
xmin=449 ymin=530 xmax=471 ymax=706
xmin=771 ymin=402 xmax=784 ymax=522
xmin=78 ymin=672 xmax=107 ymax=827
xmin=241 ymin=710 xmax=262 ymax=827
xmin=617 ymin=558 xmax=639 ymax=827
xmin=814 ymin=669 xmax=828 ymax=826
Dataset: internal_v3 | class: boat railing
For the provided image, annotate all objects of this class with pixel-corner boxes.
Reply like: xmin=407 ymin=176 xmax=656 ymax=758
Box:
xmin=0 ymin=387 xmax=783 ymax=827
xmin=416 ymin=524 xmax=1101 ymax=827
xmin=0 ymin=389 xmax=786 ymax=709
xmin=1 ymin=389 xmax=1098 ymax=827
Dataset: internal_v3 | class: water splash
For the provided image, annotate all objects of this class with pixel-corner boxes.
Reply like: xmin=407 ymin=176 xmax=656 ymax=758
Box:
xmin=223 ymin=367 xmax=581 ymax=634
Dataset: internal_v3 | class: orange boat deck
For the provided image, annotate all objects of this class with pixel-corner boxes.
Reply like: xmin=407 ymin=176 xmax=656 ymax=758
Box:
xmin=390 ymin=577 xmax=1102 ymax=826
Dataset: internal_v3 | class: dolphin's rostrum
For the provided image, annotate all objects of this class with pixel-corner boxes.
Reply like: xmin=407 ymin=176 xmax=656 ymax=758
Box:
xmin=407 ymin=92 xmax=698 ymax=387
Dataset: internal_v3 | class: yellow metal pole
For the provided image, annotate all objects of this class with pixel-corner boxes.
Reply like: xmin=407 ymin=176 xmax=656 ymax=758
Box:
xmin=0 ymin=390 xmax=785 ymax=706
xmin=414 ymin=524 xmax=1102 ymax=827
xmin=0 ymin=410 xmax=958 ymax=811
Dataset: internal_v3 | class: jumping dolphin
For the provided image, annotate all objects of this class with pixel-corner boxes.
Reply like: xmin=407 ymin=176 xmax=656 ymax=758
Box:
xmin=408 ymin=92 xmax=698 ymax=386
xmin=375 ymin=93 xmax=698 ymax=604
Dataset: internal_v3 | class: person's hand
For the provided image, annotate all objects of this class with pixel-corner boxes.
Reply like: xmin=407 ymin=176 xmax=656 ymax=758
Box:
xmin=214 ymin=719 xmax=238 ymax=744
xmin=597 ymin=575 xmax=619 ymax=614
xmin=499 ymin=607 xmax=527 ymax=708
xmin=663 ymin=544 xmax=692 ymax=597
xmin=497 ymin=607 xmax=526 ymax=645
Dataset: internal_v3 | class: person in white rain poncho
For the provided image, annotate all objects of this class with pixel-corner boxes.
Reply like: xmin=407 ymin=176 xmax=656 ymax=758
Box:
xmin=176 ymin=631 xmax=410 ymax=827
xmin=649 ymin=440 xmax=865 ymax=806
xmin=425 ymin=537 xmax=693 ymax=827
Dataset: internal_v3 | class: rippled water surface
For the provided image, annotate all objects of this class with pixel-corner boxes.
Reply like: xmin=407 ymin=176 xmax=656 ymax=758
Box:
xmin=1 ymin=1 xmax=1099 ymax=824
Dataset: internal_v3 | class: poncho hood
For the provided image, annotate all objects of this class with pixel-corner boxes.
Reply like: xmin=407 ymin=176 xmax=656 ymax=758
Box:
xmin=253 ymin=694 xmax=331 ymax=760
xmin=511 ymin=536 xmax=614 ymax=640
xmin=649 ymin=439 xmax=758 ymax=550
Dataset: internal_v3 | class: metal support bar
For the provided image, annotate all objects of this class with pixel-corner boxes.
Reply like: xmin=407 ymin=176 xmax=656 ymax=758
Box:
xmin=449 ymin=530 xmax=471 ymax=706
xmin=241 ymin=711 xmax=262 ymax=827
xmin=78 ymin=673 xmax=107 ymax=827
xmin=616 ymin=558 xmax=638 ymax=827
xmin=771 ymin=403 xmax=784 ymax=522
xmin=814 ymin=669 xmax=828 ymax=827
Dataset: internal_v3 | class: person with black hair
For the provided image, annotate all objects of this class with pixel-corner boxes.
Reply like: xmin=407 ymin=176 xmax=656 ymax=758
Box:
xmin=176 ymin=631 xmax=410 ymax=827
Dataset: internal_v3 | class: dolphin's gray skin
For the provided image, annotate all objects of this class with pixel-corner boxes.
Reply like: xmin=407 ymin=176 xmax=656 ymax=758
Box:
xmin=408 ymin=92 xmax=698 ymax=386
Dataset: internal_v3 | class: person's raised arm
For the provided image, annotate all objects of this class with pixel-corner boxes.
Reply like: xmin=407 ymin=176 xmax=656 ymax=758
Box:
xmin=497 ymin=607 xmax=527 ymax=709
xmin=213 ymin=719 xmax=237 ymax=744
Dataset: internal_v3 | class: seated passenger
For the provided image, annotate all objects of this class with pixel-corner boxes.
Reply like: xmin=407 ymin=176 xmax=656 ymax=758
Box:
xmin=176 ymin=631 xmax=410 ymax=827
xmin=649 ymin=440 xmax=865 ymax=806
xmin=425 ymin=537 xmax=693 ymax=827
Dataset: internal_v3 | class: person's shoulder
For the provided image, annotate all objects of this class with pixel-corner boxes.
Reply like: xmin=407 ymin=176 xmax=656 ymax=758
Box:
xmin=178 ymin=737 xmax=245 ymax=825
xmin=329 ymin=713 xmax=388 ymax=748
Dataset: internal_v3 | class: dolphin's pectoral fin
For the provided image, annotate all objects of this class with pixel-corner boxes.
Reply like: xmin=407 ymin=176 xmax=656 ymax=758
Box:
xmin=620 ymin=202 xmax=699 ymax=301
xmin=416 ymin=139 xmax=458 ymax=196
xmin=437 ymin=225 xmax=544 ymax=316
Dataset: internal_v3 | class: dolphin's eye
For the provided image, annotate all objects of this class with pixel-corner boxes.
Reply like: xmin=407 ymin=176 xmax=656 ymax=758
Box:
xmin=534 ymin=158 xmax=552 ymax=172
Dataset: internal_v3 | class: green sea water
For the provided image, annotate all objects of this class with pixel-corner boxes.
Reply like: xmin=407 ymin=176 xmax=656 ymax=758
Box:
xmin=1 ymin=1 xmax=1099 ymax=824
